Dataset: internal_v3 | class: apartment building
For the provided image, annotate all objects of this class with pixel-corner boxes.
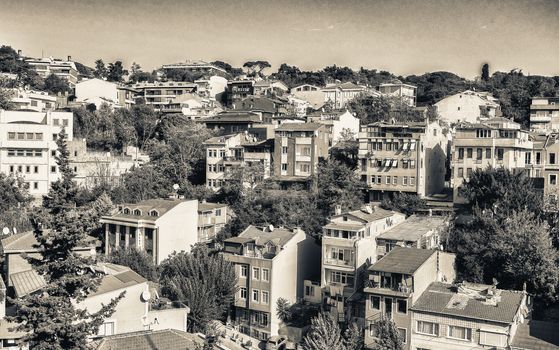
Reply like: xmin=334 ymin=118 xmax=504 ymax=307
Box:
xmin=378 ymin=82 xmax=417 ymax=107
xmin=323 ymin=82 xmax=366 ymax=109
xmin=25 ymin=56 xmax=78 ymax=87
xmin=10 ymin=88 xmax=57 ymax=112
xmin=204 ymin=133 xmax=273 ymax=190
xmin=306 ymin=109 xmax=360 ymax=146
xmin=376 ymin=214 xmax=447 ymax=259
xmin=133 ymin=82 xmax=197 ymax=111
xmin=74 ymin=78 xmax=139 ymax=109
xmin=0 ymin=110 xmax=73 ymax=197
xmin=253 ymin=80 xmax=289 ymax=96
xmin=161 ymin=60 xmax=228 ymax=78
xmin=318 ymin=205 xmax=406 ymax=323
xmin=233 ymin=96 xmax=288 ymax=123
xmin=198 ymin=202 xmax=228 ymax=242
xmin=100 ymin=199 xmax=198 ymax=264
xmin=434 ymin=90 xmax=501 ymax=124
xmin=542 ymin=134 xmax=559 ymax=211
xmin=290 ymin=84 xmax=325 ymax=110
xmin=364 ymin=247 xmax=456 ymax=350
xmin=226 ymin=80 xmax=255 ymax=107
xmin=358 ymin=120 xmax=448 ymax=201
xmin=410 ymin=282 xmax=529 ymax=350
xmin=274 ymin=123 xmax=329 ymax=180
xmin=450 ymin=118 xmax=533 ymax=204
xmin=161 ymin=93 xmax=217 ymax=119
xmin=202 ymin=111 xmax=263 ymax=135
xmin=222 ymin=225 xmax=319 ymax=340
xmin=530 ymin=96 xmax=559 ymax=132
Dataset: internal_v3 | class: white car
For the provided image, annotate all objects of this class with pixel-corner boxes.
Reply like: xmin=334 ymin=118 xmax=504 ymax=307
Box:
xmin=265 ymin=335 xmax=287 ymax=350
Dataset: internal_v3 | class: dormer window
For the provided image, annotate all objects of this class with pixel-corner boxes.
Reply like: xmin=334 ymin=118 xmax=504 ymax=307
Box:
xmin=343 ymin=216 xmax=348 ymax=222
xmin=123 ymin=208 xmax=130 ymax=214
xmin=133 ymin=209 xmax=142 ymax=216
xmin=149 ymin=210 xmax=159 ymax=217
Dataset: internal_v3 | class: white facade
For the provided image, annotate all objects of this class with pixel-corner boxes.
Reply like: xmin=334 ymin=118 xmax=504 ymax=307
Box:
xmin=75 ymin=78 xmax=119 ymax=108
xmin=435 ymin=90 xmax=500 ymax=124
xmin=378 ymin=82 xmax=417 ymax=107
xmin=0 ymin=110 xmax=73 ymax=197
xmin=323 ymin=82 xmax=366 ymax=109
xmin=10 ymin=89 xmax=57 ymax=112
xmin=25 ymin=56 xmax=78 ymax=87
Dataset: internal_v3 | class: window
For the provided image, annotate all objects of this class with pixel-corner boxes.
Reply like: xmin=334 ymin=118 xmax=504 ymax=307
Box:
xmin=262 ymin=268 xmax=269 ymax=282
xmin=53 ymin=118 xmax=59 ymax=126
xmin=486 ymin=148 xmax=491 ymax=159
xmin=300 ymin=163 xmax=310 ymax=173
xmin=9 ymin=165 xmax=14 ymax=173
xmin=398 ymin=328 xmax=407 ymax=343
xmin=393 ymin=176 xmax=398 ymax=185
xmin=252 ymin=267 xmax=260 ymax=280
xmin=133 ymin=209 xmax=142 ymax=215
xmin=466 ymin=168 xmax=473 ymax=178
xmin=8 ymin=132 xmax=15 ymax=140
xmin=370 ymin=296 xmax=380 ymax=310
xmin=479 ymin=330 xmax=506 ymax=347
xmin=476 ymin=148 xmax=482 ymax=160
xmin=240 ymin=287 xmax=247 ymax=300
xmin=17 ymin=165 xmax=22 ymax=173
xmin=52 ymin=133 xmax=58 ymax=141
xmin=369 ymin=323 xmax=378 ymax=337
xmin=262 ymin=291 xmax=269 ymax=304
xmin=240 ymin=265 xmax=248 ymax=278
xmin=51 ymin=166 xmax=56 ymax=173
xmin=17 ymin=132 xmax=24 ymax=140
xmin=448 ymin=325 xmax=472 ymax=341
xmin=397 ymin=299 xmax=407 ymax=314
xmin=551 ymin=153 xmax=556 ymax=165
xmin=458 ymin=148 xmax=464 ymax=159
xmin=410 ymin=176 xmax=415 ymax=185
xmin=403 ymin=176 xmax=408 ymax=185
xmin=25 ymin=165 xmax=30 ymax=173
xmin=458 ymin=167 xmax=464 ymax=178
xmin=305 ymin=285 xmax=315 ymax=296
xmin=33 ymin=182 xmax=38 ymax=190
xmin=97 ymin=321 xmax=115 ymax=336
xmin=149 ymin=210 xmax=159 ymax=217
xmin=466 ymin=148 xmax=473 ymax=158
xmin=302 ymin=147 xmax=311 ymax=155
xmin=550 ymin=174 xmax=557 ymax=185
xmin=416 ymin=321 xmax=439 ymax=336
xmin=386 ymin=176 xmax=391 ymax=185
xmin=497 ymin=148 xmax=504 ymax=160
xmin=536 ymin=152 xmax=541 ymax=164
xmin=252 ymin=289 xmax=259 ymax=302
xmin=282 ymin=146 xmax=288 ymax=154
xmin=281 ymin=163 xmax=288 ymax=171
xmin=34 ymin=166 xmax=39 ymax=173
xmin=62 ymin=119 xmax=68 ymax=126
xmin=525 ymin=152 xmax=531 ymax=164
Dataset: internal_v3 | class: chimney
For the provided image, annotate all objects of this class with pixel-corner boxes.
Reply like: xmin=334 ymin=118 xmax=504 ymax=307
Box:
xmin=334 ymin=205 xmax=342 ymax=216
xmin=67 ymin=55 xmax=72 ymax=61
xmin=428 ymin=209 xmax=433 ymax=216
xmin=17 ymin=49 xmax=22 ymax=56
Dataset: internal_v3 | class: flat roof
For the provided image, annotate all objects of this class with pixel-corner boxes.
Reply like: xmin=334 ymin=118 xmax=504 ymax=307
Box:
xmin=369 ymin=247 xmax=435 ymax=274
xmin=378 ymin=215 xmax=447 ymax=242
xmin=276 ymin=122 xmax=323 ymax=132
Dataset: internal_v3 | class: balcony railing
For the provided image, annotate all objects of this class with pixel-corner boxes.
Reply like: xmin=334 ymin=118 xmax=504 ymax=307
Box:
xmin=365 ymin=280 xmax=412 ymax=294
xmin=324 ymin=258 xmax=354 ymax=267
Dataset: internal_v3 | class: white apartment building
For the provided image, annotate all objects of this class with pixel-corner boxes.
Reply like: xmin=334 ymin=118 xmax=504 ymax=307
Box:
xmin=434 ymin=90 xmax=500 ymax=124
xmin=0 ymin=110 xmax=73 ymax=197
xmin=75 ymin=78 xmax=138 ymax=109
xmin=530 ymin=96 xmax=559 ymax=132
xmin=323 ymin=82 xmax=366 ymax=109
xmin=10 ymin=89 xmax=57 ymax=112
xmin=133 ymin=82 xmax=197 ymax=111
xmin=378 ymin=82 xmax=417 ymax=107
xmin=25 ymin=56 xmax=78 ymax=87
xmin=306 ymin=109 xmax=360 ymax=146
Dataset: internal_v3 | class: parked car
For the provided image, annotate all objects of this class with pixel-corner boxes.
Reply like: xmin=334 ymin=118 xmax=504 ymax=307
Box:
xmin=266 ymin=335 xmax=287 ymax=350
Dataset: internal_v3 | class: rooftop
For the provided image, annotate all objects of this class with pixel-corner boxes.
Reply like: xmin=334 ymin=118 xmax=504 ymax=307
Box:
xmin=378 ymin=215 xmax=447 ymax=242
xmin=323 ymin=82 xmax=365 ymax=91
xmin=203 ymin=112 xmax=262 ymax=124
xmin=511 ymin=320 xmax=559 ymax=350
xmin=369 ymin=247 xmax=435 ymax=274
xmin=107 ymin=199 xmax=192 ymax=221
xmin=1 ymin=231 xmax=98 ymax=253
xmin=198 ymin=202 xmax=227 ymax=212
xmin=276 ymin=122 xmax=324 ymax=132
xmin=224 ymin=225 xmax=300 ymax=249
xmin=89 ymin=329 xmax=203 ymax=350
xmin=335 ymin=206 xmax=398 ymax=223
xmin=411 ymin=282 xmax=526 ymax=325
xmin=88 ymin=263 xmax=146 ymax=297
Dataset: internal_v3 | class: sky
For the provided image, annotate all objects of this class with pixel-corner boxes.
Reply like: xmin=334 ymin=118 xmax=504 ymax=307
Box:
xmin=1 ymin=0 xmax=558 ymax=79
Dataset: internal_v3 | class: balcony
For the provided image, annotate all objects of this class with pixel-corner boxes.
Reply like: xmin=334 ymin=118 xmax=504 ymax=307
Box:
xmin=323 ymin=258 xmax=355 ymax=268
xmin=364 ymin=275 xmax=413 ymax=297
xmin=530 ymin=115 xmax=552 ymax=122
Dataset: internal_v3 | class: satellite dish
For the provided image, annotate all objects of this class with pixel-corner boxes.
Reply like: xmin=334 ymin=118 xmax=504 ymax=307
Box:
xmin=172 ymin=184 xmax=180 ymax=191
xmin=13 ymin=227 xmax=17 ymax=235
xmin=2 ymin=227 xmax=9 ymax=235
xmin=268 ymin=224 xmax=274 ymax=232
xmin=141 ymin=290 xmax=152 ymax=302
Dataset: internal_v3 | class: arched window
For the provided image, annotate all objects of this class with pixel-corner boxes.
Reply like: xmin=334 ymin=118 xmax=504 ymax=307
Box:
xmin=123 ymin=208 xmax=130 ymax=214
xmin=149 ymin=210 xmax=159 ymax=217
xmin=133 ymin=209 xmax=142 ymax=216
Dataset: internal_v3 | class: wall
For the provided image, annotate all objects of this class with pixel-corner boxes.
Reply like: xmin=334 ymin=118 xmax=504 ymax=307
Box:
xmin=435 ymin=92 xmax=497 ymax=124
xmin=75 ymin=79 xmax=118 ymax=107
xmin=155 ymin=200 xmax=198 ymax=263
xmin=147 ymin=308 xmax=189 ymax=332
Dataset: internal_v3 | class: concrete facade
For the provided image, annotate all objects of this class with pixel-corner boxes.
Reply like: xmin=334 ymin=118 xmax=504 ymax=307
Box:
xmin=435 ymin=90 xmax=500 ymax=124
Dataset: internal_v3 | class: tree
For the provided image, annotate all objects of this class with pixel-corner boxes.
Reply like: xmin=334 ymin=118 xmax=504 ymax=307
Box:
xmin=107 ymin=61 xmax=128 ymax=82
xmin=243 ymin=61 xmax=271 ymax=77
xmin=303 ymin=312 xmax=346 ymax=350
xmin=211 ymin=60 xmax=243 ymax=77
xmin=9 ymin=208 xmax=123 ymax=348
xmin=0 ymin=172 xmax=33 ymax=232
xmin=159 ymin=245 xmax=237 ymax=332
xmin=344 ymin=323 xmax=364 ymax=350
xmin=94 ymin=59 xmax=107 ymax=79
xmin=110 ymin=164 xmax=173 ymax=204
xmin=79 ymin=192 xmax=113 ymax=239
xmin=276 ymin=297 xmax=292 ymax=323
xmin=130 ymin=62 xmax=141 ymax=75
xmin=481 ymin=63 xmax=490 ymax=81
xmin=0 ymin=77 xmax=15 ymax=110
xmin=380 ymin=193 xmax=427 ymax=216
xmin=347 ymin=95 xmax=392 ymax=124
xmin=43 ymin=74 xmax=71 ymax=94
xmin=369 ymin=318 xmax=404 ymax=350
xmin=329 ymin=128 xmax=359 ymax=169
xmin=107 ymin=248 xmax=158 ymax=281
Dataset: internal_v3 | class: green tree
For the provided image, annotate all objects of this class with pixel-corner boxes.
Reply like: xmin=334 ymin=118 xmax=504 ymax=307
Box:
xmin=107 ymin=248 xmax=158 ymax=281
xmin=107 ymin=61 xmax=128 ymax=82
xmin=344 ymin=323 xmax=364 ymax=350
xmin=481 ymin=63 xmax=490 ymax=81
xmin=276 ymin=297 xmax=292 ymax=323
xmin=159 ymin=245 xmax=237 ymax=332
xmin=303 ymin=312 xmax=346 ymax=350
xmin=369 ymin=318 xmax=404 ymax=350
xmin=94 ymin=59 xmax=107 ymax=79
xmin=43 ymin=74 xmax=71 ymax=94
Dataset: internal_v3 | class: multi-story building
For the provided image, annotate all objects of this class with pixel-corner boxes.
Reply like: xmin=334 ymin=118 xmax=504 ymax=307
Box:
xmin=318 ymin=205 xmax=406 ymax=323
xmin=434 ymin=90 xmax=501 ymax=124
xmin=542 ymin=134 xmax=559 ymax=211
xmin=161 ymin=60 xmax=228 ymax=78
xmin=290 ymin=84 xmax=325 ymax=110
xmin=25 ymin=56 xmax=78 ymax=87
xmin=253 ymin=80 xmax=289 ymax=96
xmin=233 ymin=96 xmax=288 ymax=123
xmin=322 ymin=82 xmax=366 ymax=109
xmin=100 ymin=199 xmax=198 ymax=264
xmin=74 ymin=78 xmax=139 ymax=109
xmin=197 ymin=202 xmax=228 ymax=242
xmin=364 ymin=247 xmax=456 ymax=349
xmin=133 ymin=82 xmax=197 ymax=111
xmin=160 ymin=93 xmax=218 ymax=119
xmin=529 ymin=96 xmax=559 ymax=132
xmin=450 ymin=118 xmax=533 ymax=204
xmin=202 ymin=111 xmax=263 ymax=135
xmin=226 ymin=80 xmax=255 ymax=107
xmin=358 ymin=120 xmax=448 ymax=201
xmin=0 ymin=110 xmax=74 ymax=197
xmin=410 ymin=281 xmax=529 ymax=350
xmin=378 ymin=82 xmax=417 ymax=107
xmin=10 ymin=88 xmax=57 ymax=112
xmin=222 ymin=225 xmax=319 ymax=341
xmin=274 ymin=123 xmax=329 ymax=180
xmin=376 ymin=214 xmax=447 ymax=259
xmin=306 ymin=109 xmax=360 ymax=146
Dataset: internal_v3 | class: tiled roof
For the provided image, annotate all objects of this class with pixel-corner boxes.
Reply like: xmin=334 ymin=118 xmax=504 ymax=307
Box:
xmin=225 ymin=225 xmax=299 ymax=248
xmin=89 ymin=266 xmax=146 ymax=297
xmin=511 ymin=320 xmax=559 ymax=350
xmin=275 ymin=122 xmax=324 ymax=132
xmin=378 ymin=215 xmax=447 ymax=242
xmin=1 ymin=231 xmax=98 ymax=253
xmin=107 ymin=199 xmax=189 ymax=221
xmin=90 ymin=329 xmax=203 ymax=350
xmin=203 ymin=112 xmax=262 ymax=123
xmin=10 ymin=269 xmax=46 ymax=298
xmin=369 ymin=247 xmax=435 ymax=274
xmin=198 ymin=202 xmax=227 ymax=212
xmin=411 ymin=282 xmax=525 ymax=324
xmin=338 ymin=207 xmax=398 ymax=223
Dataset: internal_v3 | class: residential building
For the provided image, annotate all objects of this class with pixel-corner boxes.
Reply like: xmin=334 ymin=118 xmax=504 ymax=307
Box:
xmin=10 ymin=88 xmax=57 ymax=112
xmin=222 ymin=225 xmax=319 ymax=340
xmin=450 ymin=118 xmax=533 ymax=204
xmin=434 ymin=90 xmax=501 ymax=124
xmin=376 ymin=214 xmax=448 ymax=259
xmin=378 ymin=82 xmax=417 ymax=107
xmin=306 ymin=109 xmax=360 ymax=146
xmin=287 ymin=95 xmax=311 ymax=117
xmin=358 ymin=120 xmax=448 ymax=201
xmin=133 ymin=82 xmax=197 ymax=111
xmin=323 ymin=82 xmax=366 ymax=109
xmin=25 ymin=56 xmax=78 ymax=87
xmin=274 ymin=123 xmax=329 ymax=180
xmin=100 ymin=199 xmax=198 ymax=264
xmin=410 ymin=281 xmax=529 ymax=350
xmin=233 ymin=96 xmax=288 ymax=123
xmin=0 ymin=110 xmax=74 ymax=197
xmin=542 ymin=134 xmax=559 ymax=211
xmin=202 ymin=111 xmax=263 ymax=135
xmin=530 ymin=97 xmax=559 ymax=132
xmin=364 ymin=247 xmax=456 ymax=349
xmin=198 ymin=202 xmax=228 ymax=242
xmin=290 ymin=84 xmax=325 ymax=110
xmin=90 ymin=329 xmax=203 ymax=350
xmin=159 ymin=93 xmax=218 ymax=119
xmin=226 ymin=80 xmax=255 ymax=107
xmin=161 ymin=60 xmax=228 ymax=78
xmin=0 ymin=277 xmax=28 ymax=350
xmin=194 ymin=75 xmax=228 ymax=99
xmin=253 ymin=80 xmax=289 ymax=96
xmin=317 ymin=205 xmax=406 ymax=323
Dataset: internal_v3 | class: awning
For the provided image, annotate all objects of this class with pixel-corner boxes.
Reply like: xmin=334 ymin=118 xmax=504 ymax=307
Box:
xmin=410 ymin=142 xmax=417 ymax=150
xmin=384 ymin=159 xmax=391 ymax=167
xmin=392 ymin=160 xmax=398 ymax=167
